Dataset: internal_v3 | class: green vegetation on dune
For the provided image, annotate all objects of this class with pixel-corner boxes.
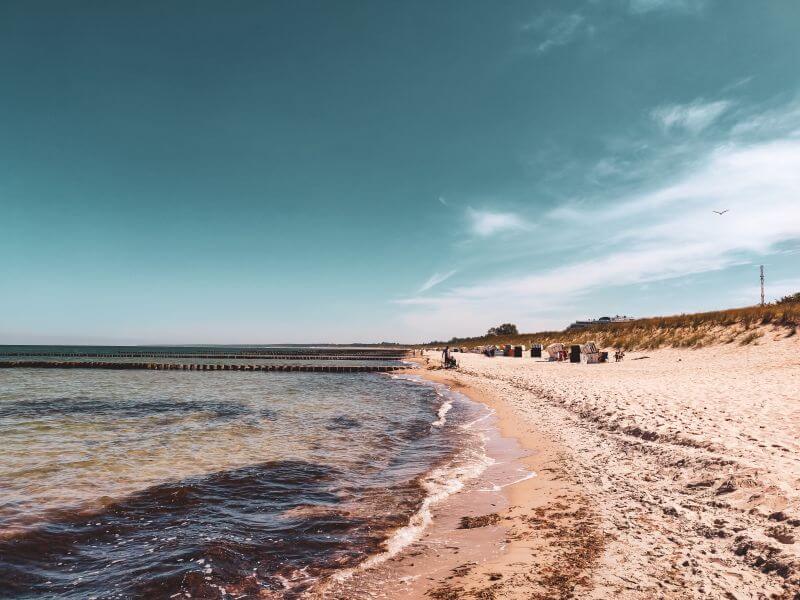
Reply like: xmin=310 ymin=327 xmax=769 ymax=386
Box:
xmin=421 ymin=299 xmax=800 ymax=352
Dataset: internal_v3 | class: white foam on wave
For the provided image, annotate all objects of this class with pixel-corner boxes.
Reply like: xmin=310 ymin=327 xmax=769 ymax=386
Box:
xmin=431 ymin=397 xmax=453 ymax=427
xmin=332 ymin=444 xmax=494 ymax=583
xmin=461 ymin=409 xmax=495 ymax=430
xmin=478 ymin=468 xmax=537 ymax=492
xmin=389 ymin=374 xmax=457 ymax=428
xmin=326 ymin=372 xmax=497 ymax=587
xmin=273 ymin=565 xmax=317 ymax=593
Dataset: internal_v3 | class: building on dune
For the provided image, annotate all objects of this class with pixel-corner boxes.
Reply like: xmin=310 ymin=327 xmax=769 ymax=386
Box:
xmin=567 ymin=315 xmax=635 ymax=330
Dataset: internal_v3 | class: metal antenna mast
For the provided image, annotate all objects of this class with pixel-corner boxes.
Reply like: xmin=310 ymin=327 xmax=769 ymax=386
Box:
xmin=760 ymin=265 xmax=765 ymax=307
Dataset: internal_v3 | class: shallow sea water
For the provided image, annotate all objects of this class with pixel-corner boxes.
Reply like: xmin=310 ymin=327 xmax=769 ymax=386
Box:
xmin=0 ymin=353 xmax=488 ymax=599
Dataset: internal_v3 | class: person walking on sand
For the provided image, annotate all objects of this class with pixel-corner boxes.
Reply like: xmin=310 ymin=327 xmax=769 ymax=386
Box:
xmin=442 ymin=346 xmax=449 ymax=366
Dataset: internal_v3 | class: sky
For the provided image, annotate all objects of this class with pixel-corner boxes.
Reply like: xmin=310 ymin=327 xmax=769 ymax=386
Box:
xmin=2 ymin=0 xmax=800 ymax=344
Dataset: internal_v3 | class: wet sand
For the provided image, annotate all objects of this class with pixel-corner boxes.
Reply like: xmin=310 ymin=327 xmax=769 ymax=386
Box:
xmin=397 ymin=365 xmax=605 ymax=600
xmin=398 ymin=332 xmax=800 ymax=599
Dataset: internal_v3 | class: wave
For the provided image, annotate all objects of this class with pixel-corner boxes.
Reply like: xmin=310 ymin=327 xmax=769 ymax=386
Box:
xmin=389 ymin=374 xmax=457 ymax=428
xmin=431 ymin=396 xmax=453 ymax=427
xmin=331 ymin=443 xmax=493 ymax=584
xmin=374 ymin=445 xmax=493 ymax=561
xmin=461 ymin=409 xmax=495 ymax=430
xmin=326 ymin=415 xmax=362 ymax=430
xmin=478 ymin=468 xmax=537 ymax=492
xmin=328 ymin=380 xmax=494 ymax=587
xmin=0 ymin=460 xmax=377 ymax=599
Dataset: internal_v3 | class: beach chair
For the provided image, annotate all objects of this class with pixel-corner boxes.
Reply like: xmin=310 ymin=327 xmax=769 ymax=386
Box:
xmin=581 ymin=342 xmax=602 ymax=364
xmin=546 ymin=343 xmax=566 ymax=361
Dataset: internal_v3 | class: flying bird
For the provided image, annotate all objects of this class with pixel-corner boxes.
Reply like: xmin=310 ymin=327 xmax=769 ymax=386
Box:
xmin=713 ymin=209 xmax=729 ymax=215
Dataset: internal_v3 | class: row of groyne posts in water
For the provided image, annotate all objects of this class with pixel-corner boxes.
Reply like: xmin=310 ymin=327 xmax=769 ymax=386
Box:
xmin=0 ymin=359 xmax=411 ymax=373
xmin=0 ymin=351 xmax=406 ymax=360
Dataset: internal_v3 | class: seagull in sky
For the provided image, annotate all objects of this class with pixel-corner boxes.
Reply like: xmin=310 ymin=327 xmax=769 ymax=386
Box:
xmin=713 ymin=209 xmax=729 ymax=215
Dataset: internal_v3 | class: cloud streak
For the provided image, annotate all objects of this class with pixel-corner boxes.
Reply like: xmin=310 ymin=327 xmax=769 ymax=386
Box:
xmin=522 ymin=12 xmax=589 ymax=55
xmin=399 ymin=99 xmax=800 ymax=339
xmin=651 ymin=99 xmax=731 ymax=133
xmin=628 ymin=0 xmax=708 ymax=14
xmin=467 ymin=208 xmax=528 ymax=237
xmin=418 ymin=270 xmax=457 ymax=293
xmin=488 ymin=139 xmax=799 ymax=296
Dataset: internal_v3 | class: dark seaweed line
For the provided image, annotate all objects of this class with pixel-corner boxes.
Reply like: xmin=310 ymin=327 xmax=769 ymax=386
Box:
xmin=0 ymin=460 xmax=391 ymax=599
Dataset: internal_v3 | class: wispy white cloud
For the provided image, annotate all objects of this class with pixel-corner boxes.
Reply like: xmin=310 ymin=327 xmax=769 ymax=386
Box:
xmin=730 ymin=100 xmax=800 ymax=139
xmin=399 ymin=99 xmax=800 ymax=339
xmin=651 ymin=99 xmax=731 ymax=133
xmin=438 ymin=196 xmax=448 ymax=206
xmin=721 ymin=76 xmax=754 ymax=93
xmin=522 ymin=12 xmax=589 ymax=54
xmin=418 ymin=270 xmax=457 ymax=293
xmin=467 ymin=208 xmax=528 ymax=237
xmin=519 ymin=1 xmax=705 ymax=63
xmin=448 ymin=139 xmax=800 ymax=296
xmin=628 ymin=0 xmax=708 ymax=14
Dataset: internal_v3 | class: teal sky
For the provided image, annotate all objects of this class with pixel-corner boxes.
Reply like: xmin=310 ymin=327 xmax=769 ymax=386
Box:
xmin=2 ymin=1 xmax=800 ymax=344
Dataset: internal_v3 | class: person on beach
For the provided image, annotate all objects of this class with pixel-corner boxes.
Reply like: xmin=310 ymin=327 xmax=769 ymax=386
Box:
xmin=442 ymin=346 xmax=450 ymax=365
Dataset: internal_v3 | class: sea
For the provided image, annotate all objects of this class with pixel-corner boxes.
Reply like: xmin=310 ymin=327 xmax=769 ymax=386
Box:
xmin=0 ymin=346 xmax=493 ymax=599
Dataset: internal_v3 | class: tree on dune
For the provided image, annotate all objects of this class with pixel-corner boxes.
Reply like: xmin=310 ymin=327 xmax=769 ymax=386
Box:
xmin=487 ymin=323 xmax=518 ymax=336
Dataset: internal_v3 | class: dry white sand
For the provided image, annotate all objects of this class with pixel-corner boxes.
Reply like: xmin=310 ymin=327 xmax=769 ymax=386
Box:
xmin=413 ymin=332 xmax=800 ymax=599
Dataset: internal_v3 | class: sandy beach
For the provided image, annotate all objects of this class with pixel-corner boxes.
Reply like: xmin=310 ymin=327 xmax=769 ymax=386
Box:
xmin=404 ymin=331 xmax=800 ymax=599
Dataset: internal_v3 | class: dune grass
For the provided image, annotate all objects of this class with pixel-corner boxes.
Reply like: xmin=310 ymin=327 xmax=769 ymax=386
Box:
xmin=421 ymin=302 xmax=800 ymax=351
